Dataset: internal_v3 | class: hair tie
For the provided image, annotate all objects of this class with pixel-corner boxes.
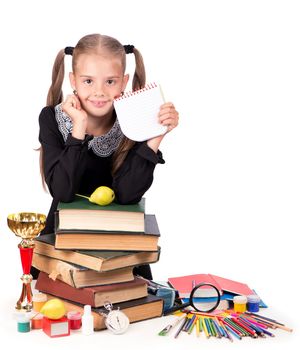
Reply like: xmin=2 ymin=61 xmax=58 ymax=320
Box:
xmin=64 ymin=46 xmax=74 ymax=55
xmin=123 ymin=45 xmax=134 ymax=54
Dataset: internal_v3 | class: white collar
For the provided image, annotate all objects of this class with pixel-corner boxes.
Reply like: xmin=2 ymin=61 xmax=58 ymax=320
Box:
xmin=54 ymin=103 xmax=124 ymax=157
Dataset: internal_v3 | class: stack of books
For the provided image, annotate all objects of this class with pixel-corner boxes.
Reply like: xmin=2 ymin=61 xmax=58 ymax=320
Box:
xmin=33 ymin=196 xmax=163 ymax=330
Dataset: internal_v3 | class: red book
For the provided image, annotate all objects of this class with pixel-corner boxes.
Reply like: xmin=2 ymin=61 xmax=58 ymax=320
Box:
xmin=209 ymin=274 xmax=253 ymax=296
xmin=168 ymin=273 xmax=253 ymax=298
xmin=36 ymin=272 xmax=148 ymax=307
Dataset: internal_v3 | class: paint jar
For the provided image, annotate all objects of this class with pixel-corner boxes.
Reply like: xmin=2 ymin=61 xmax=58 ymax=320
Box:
xmin=67 ymin=311 xmax=82 ymax=330
xmin=32 ymin=292 xmax=47 ymax=312
xmin=16 ymin=314 xmax=30 ymax=333
xmin=31 ymin=313 xmax=44 ymax=329
xmin=233 ymin=295 xmax=247 ymax=313
xmin=247 ymin=294 xmax=260 ymax=312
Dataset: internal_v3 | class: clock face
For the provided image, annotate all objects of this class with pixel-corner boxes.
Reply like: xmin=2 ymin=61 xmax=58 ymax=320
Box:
xmin=105 ymin=310 xmax=130 ymax=334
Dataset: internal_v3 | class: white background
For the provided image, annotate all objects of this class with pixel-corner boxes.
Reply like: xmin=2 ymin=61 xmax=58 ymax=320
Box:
xmin=0 ymin=0 xmax=299 ymax=349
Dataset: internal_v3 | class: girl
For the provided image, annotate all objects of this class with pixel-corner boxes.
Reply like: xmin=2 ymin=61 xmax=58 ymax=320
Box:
xmin=38 ymin=33 xmax=179 ymax=279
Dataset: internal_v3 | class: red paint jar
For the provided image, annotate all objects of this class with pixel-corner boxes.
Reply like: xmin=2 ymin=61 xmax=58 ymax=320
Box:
xmin=31 ymin=313 xmax=44 ymax=329
xmin=67 ymin=311 xmax=82 ymax=330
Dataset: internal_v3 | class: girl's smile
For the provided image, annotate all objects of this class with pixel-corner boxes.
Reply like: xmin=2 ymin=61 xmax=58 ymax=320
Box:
xmin=88 ymin=99 xmax=109 ymax=108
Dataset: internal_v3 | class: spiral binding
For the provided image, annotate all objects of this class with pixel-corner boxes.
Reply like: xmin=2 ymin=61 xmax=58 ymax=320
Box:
xmin=114 ymin=82 xmax=158 ymax=101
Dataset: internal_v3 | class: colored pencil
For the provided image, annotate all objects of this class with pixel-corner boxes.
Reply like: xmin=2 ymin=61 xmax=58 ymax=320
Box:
xmin=249 ymin=315 xmax=277 ymax=328
xmin=188 ymin=315 xmax=197 ymax=334
xmin=219 ymin=319 xmax=233 ymax=342
xmin=261 ymin=321 xmax=292 ymax=332
xmin=245 ymin=312 xmax=285 ymax=325
xmin=196 ymin=318 xmax=200 ymax=337
xmin=258 ymin=327 xmax=275 ymax=337
xmin=174 ymin=316 xmax=188 ymax=338
xmin=239 ymin=317 xmax=266 ymax=338
xmin=213 ymin=318 xmax=225 ymax=338
xmin=224 ymin=324 xmax=242 ymax=340
xmin=205 ymin=318 xmax=213 ymax=336
xmin=158 ymin=315 xmax=186 ymax=336
xmin=242 ymin=315 xmax=269 ymax=329
xmin=234 ymin=318 xmax=257 ymax=338
xmin=202 ymin=318 xmax=210 ymax=338
xmin=199 ymin=316 xmax=203 ymax=332
xmin=224 ymin=318 xmax=246 ymax=336
xmin=223 ymin=318 xmax=245 ymax=337
xmin=217 ymin=319 xmax=227 ymax=338
xmin=212 ymin=319 xmax=222 ymax=338
xmin=207 ymin=318 xmax=216 ymax=337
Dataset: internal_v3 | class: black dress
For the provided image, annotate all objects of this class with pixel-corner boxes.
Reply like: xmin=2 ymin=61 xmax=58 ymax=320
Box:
xmin=35 ymin=106 xmax=165 ymax=279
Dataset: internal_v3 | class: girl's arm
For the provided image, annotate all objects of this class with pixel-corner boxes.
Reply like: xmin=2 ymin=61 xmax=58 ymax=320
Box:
xmin=112 ymin=102 xmax=178 ymax=203
xmin=112 ymin=142 xmax=165 ymax=204
xmin=147 ymin=102 xmax=179 ymax=152
xmin=39 ymin=107 xmax=89 ymax=202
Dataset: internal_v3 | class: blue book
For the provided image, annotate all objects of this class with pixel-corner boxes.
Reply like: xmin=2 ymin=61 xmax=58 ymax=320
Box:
xmin=182 ymin=291 xmax=267 ymax=308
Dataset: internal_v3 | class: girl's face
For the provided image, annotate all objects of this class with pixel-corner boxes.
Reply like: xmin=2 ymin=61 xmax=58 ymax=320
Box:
xmin=70 ymin=53 xmax=128 ymax=119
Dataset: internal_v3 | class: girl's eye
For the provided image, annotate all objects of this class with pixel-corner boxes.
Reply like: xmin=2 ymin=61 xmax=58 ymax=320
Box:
xmin=84 ymin=79 xmax=93 ymax=85
xmin=106 ymin=79 xmax=115 ymax=85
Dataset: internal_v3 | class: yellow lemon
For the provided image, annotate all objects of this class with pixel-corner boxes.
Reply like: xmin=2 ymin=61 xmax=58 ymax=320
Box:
xmin=89 ymin=186 xmax=115 ymax=206
xmin=40 ymin=298 xmax=66 ymax=320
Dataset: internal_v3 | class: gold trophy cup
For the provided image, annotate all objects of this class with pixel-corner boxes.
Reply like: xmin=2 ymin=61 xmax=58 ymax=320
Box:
xmin=7 ymin=212 xmax=46 ymax=311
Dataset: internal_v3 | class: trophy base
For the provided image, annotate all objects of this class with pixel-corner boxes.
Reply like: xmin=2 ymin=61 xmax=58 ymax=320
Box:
xmin=16 ymin=274 xmax=33 ymax=312
xmin=15 ymin=303 xmax=33 ymax=312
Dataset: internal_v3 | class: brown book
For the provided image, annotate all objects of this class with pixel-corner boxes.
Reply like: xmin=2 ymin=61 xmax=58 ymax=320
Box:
xmin=55 ymin=214 xmax=160 ymax=251
xmin=34 ymin=234 xmax=160 ymax=271
xmin=32 ymin=253 xmax=134 ymax=288
xmin=44 ymin=293 xmax=163 ymax=330
xmin=35 ymin=272 xmax=148 ymax=307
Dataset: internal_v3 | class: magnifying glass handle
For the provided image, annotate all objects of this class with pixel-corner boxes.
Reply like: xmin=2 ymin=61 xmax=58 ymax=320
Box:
xmin=163 ymin=301 xmax=190 ymax=316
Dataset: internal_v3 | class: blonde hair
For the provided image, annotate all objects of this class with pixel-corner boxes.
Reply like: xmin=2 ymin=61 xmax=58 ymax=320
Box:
xmin=40 ymin=34 xmax=146 ymax=189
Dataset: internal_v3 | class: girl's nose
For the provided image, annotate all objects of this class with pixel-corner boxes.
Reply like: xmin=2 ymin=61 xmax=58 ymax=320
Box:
xmin=94 ymin=85 xmax=105 ymax=97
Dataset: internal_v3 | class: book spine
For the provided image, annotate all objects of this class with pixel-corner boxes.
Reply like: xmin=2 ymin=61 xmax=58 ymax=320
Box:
xmin=35 ymin=272 xmax=95 ymax=306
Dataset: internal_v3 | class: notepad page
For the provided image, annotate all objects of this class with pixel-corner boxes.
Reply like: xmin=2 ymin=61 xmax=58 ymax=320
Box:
xmin=114 ymin=83 xmax=168 ymax=142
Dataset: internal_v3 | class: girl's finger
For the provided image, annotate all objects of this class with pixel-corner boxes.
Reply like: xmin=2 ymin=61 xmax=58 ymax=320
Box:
xmin=63 ymin=95 xmax=81 ymax=110
xmin=160 ymin=102 xmax=174 ymax=109
xmin=160 ymin=117 xmax=179 ymax=127
xmin=159 ymin=108 xmax=175 ymax=118
xmin=159 ymin=111 xmax=179 ymax=122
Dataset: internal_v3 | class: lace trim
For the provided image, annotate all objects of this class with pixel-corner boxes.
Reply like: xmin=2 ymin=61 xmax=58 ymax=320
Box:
xmin=54 ymin=104 xmax=124 ymax=157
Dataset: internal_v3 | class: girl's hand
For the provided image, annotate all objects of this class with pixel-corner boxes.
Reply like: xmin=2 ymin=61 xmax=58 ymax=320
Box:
xmin=147 ymin=102 xmax=179 ymax=152
xmin=158 ymin=102 xmax=179 ymax=132
xmin=62 ymin=94 xmax=88 ymax=140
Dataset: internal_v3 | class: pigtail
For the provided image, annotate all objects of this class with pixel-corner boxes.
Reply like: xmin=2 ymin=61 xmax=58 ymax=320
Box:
xmin=46 ymin=49 xmax=65 ymax=107
xmin=112 ymin=47 xmax=147 ymax=175
xmin=39 ymin=49 xmax=66 ymax=192
xmin=132 ymin=48 xmax=146 ymax=90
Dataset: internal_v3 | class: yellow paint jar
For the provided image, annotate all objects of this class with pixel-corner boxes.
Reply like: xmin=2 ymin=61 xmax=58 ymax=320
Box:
xmin=233 ymin=295 xmax=247 ymax=313
xmin=32 ymin=292 xmax=47 ymax=312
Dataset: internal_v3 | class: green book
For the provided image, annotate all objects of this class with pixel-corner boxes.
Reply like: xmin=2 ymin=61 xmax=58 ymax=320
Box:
xmin=57 ymin=196 xmax=145 ymax=233
xmin=55 ymin=214 xmax=160 ymax=251
xmin=58 ymin=196 xmax=145 ymax=212
xmin=34 ymin=233 xmax=161 ymax=272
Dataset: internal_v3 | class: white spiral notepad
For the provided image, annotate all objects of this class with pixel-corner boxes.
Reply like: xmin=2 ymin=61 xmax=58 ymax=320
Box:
xmin=114 ymin=83 xmax=168 ymax=142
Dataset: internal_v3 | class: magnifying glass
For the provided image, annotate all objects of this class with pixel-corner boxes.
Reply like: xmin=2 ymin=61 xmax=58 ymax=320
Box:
xmin=164 ymin=283 xmax=221 ymax=315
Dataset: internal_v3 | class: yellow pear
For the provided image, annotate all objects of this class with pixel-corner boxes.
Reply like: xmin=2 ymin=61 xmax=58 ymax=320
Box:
xmin=40 ymin=298 xmax=66 ymax=320
xmin=89 ymin=186 xmax=115 ymax=206
xmin=77 ymin=186 xmax=115 ymax=206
